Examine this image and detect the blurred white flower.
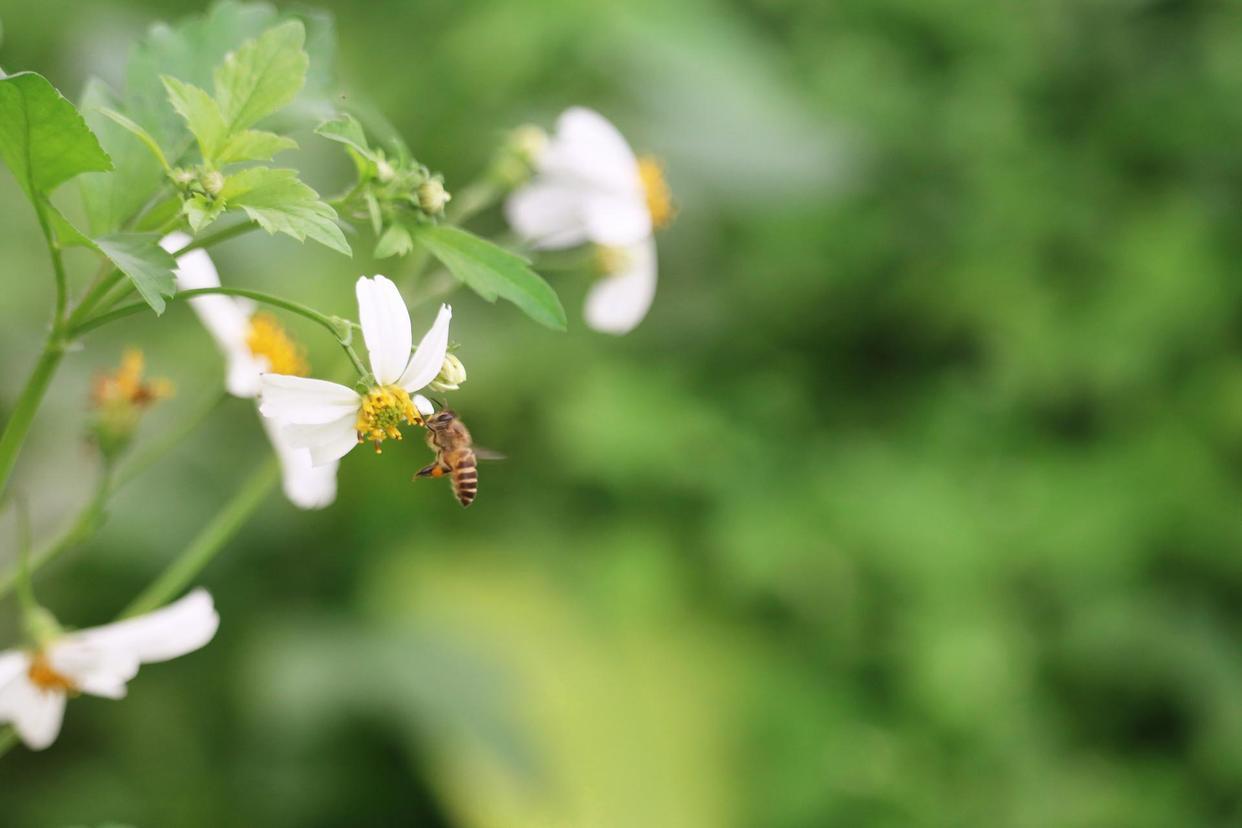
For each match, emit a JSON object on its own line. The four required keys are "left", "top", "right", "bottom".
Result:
{"left": 259, "top": 276, "right": 451, "bottom": 465}
{"left": 161, "top": 233, "right": 338, "bottom": 509}
{"left": 0, "top": 589, "right": 219, "bottom": 750}
{"left": 504, "top": 107, "right": 671, "bottom": 335}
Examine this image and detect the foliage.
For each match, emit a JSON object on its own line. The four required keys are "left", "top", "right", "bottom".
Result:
{"left": 1, "top": 0, "right": 1240, "bottom": 827}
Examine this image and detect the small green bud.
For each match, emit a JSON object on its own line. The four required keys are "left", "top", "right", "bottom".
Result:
{"left": 513, "top": 125, "right": 547, "bottom": 163}
{"left": 376, "top": 157, "right": 397, "bottom": 183}
{"left": 429, "top": 352, "right": 467, "bottom": 392}
{"left": 203, "top": 170, "right": 225, "bottom": 196}
{"left": 492, "top": 124, "right": 547, "bottom": 188}
{"left": 171, "top": 167, "right": 196, "bottom": 187}
{"left": 418, "top": 177, "right": 452, "bottom": 215}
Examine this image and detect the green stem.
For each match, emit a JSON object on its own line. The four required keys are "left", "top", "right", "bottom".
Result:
{"left": 32, "top": 199, "right": 68, "bottom": 326}
{"left": 112, "top": 391, "right": 229, "bottom": 492}
{"left": 120, "top": 456, "right": 279, "bottom": 619}
{"left": 175, "top": 221, "right": 258, "bottom": 254}
{"left": 0, "top": 467, "right": 112, "bottom": 601}
{"left": 445, "top": 180, "right": 498, "bottom": 226}
{"left": 0, "top": 338, "right": 66, "bottom": 504}
{"left": 69, "top": 264, "right": 123, "bottom": 328}
{"left": 0, "top": 392, "right": 227, "bottom": 602}
{"left": 72, "top": 287, "right": 343, "bottom": 340}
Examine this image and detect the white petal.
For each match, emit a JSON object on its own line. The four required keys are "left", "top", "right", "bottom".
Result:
{"left": 161, "top": 233, "right": 257, "bottom": 393}
{"left": 62, "top": 589, "right": 219, "bottom": 665}
{"left": 0, "top": 651, "right": 28, "bottom": 689}
{"left": 413, "top": 394, "right": 434, "bottom": 417}
{"left": 259, "top": 375, "right": 360, "bottom": 426}
{"left": 0, "top": 678, "right": 65, "bottom": 751}
{"left": 282, "top": 414, "right": 359, "bottom": 467}
{"left": 583, "top": 191, "right": 652, "bottom": 247}
{"left": 49, "top": 645, "right": 139, "bottom": 699}
{"left": 504, "top": 181, "right": 591, "bottom": 250}
{"left": 584, "top": 237, "right": 657, "bottom": 335}
{"left": 545, "top": 107, "right": 642, "bottom": 194}
{"left": 225, "top": 348, "right": 268, "bottom": 399}
{"left": 260, "top": 414, "right": 339, "bottom": 508}
{"left": 399, "top": 304, "right": 452, "bottom": 393}
{"left": 356, "top": 275, "right": 413, "bottom": 386}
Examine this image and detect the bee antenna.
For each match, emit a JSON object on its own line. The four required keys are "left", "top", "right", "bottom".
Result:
{"left": 429, "top": 397, "right": 448, "bottom": 410}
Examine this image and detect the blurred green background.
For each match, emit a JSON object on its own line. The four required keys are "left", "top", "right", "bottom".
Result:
{"left": 2, "top": 0, "right": 1242, "bottom": 825}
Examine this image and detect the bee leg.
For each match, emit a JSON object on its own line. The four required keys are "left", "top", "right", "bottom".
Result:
{"left": 414, "top": 463, "right": 448, "bottom": 479}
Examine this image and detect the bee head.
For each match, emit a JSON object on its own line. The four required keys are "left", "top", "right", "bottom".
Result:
{"left": 429, "top": 409, "right": 457, "bottom": 428}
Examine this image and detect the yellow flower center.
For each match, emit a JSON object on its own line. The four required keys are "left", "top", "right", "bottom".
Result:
{"left": 247, "top": 312, "right": 309, "bottom": 376}
{"left": 356, "top": 385, "right": 422, "bottom": 451}
{"left": 638, "top": 155, "right": 674, "bottom": 230}
{"left": 27, "top": 652, "right": 77, "bottom": 694}
{"left": 91, "top": 348, "right": 173, "bottom": 408}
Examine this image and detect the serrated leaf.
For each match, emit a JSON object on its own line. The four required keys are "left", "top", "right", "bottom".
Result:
{"left": 79, "top": 81, "right": 166, "bottom": 235}
{"left": 414, "top": 225, "right": 566, "bottom": 331}
{"left": 0, "top": 72, "right": 111, "bottom": 204}
{"left": 221, "top": 167, "right": 350, "bottom": 255}
{"left": 182, "top": 194, "right": 224, "bottom": 233}
{"left": 161, "top": 75, "right": 226, "bottom": 161}
{"left": 315, "top": 113, "right": 374, "bottom": 160}
{"left": 125, "top": 4, "right": 337, "bottom": 159}
{"left": 374, "top": 223, "right": 413, "bottom": 259}
{"left": 215, "top": 129, "right": 297, "bottom": 164}
{"left": 94, "top": 233, "right": 178, "bottom": 314}
{"left": 214, "top": 20, "right": 308, "bottom": 133}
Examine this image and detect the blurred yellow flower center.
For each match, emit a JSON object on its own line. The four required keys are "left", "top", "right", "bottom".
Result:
{"left": 27, "top": 652, "right": 76, "bottom": 694}
{"left": 91, "top": 348, "right": 173, "bottom": 408}
{"left": 247, "top": 313, "right": 309, "bottom": 377}
{"left": 638, "top": 155, "right": 674, "bottom": 230}
{"left": 356, "top": 385, "right": 421, "bottom": 451}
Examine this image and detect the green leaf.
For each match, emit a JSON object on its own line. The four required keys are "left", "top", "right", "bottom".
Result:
{"left": 182, "top": 195, "right": 224, "bottom": 234}
{"left": 215, "top": 129, "right": 297, "bottom": 164}
{"left": 214, "top": 20, "right": 308, "bottom": 133}
{"left": 96, "top": 105, "right": 170, "bottom": 171}
{"left": 0, "top": 72, "right": 111, "bottom": 204}
{"left": 79, "top": 81, "right": 165, "bottom": 235}
{"left": 314, "top": 113, "right": 374, "bottom": 160}
{"left": 93, "top": 233, "right": 178, "bottom": 314}
{"left": 221, "top": 167, "right": 350, "bottom": 255}
{"left": 414, "top": 225, "right": 566, "bottom": 331}
{"left": 374, "top": 223, "right": 413, "bottom": 259}
{"left": 125, "top": 4, "right": 337, "bottom": 158}
{"left": 161, "top": 76, "right": 226, "bottom": 161}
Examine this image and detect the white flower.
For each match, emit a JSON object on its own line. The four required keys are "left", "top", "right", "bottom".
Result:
{"left": 0, "top": 589, "right": 219, "bottom": 750}
{"left": 161, "top": 234, "right": 338, "bottom": 509}
{"left": 504, "top": 107, "right": 671, "bottom": 335}
{"left": 259, "top": 276, "right": 452, "bottom": 465}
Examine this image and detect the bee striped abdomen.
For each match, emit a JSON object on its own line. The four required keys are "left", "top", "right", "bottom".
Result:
{"left": 449, "top": 449, "right": 478, "bottom": 506}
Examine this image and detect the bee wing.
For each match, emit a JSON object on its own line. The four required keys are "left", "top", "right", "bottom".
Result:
{"left": 473, "top": 447, "right": 507, "bottom": 462}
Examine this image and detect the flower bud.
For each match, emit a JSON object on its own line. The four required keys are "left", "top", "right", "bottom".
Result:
{"left": 376, "top": 157, "right": 396, "bottom": 183}
{"left": 203, "top": 170, "right": 225, "bottom": 196}
{"left": 171, "top": 167, "right": 196, "bottom": 187}
{"left": 491, "top": 125, "right": 548, "bottom": 188}
{"left": 429, "top": 352, "right": 467, "bottom": 392}
{"left": 418, "top": 177, "right": 452, "bottom": 215}
{"left": 88, "top": 349, "right": 173, "bottom": 461}
{"left": 512, "top": 124, "right": 547, "bottom": 165}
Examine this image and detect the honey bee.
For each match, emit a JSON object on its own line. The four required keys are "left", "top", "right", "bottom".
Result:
{"left": 415, "top": 409, "right": 502, "bottom": 506}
